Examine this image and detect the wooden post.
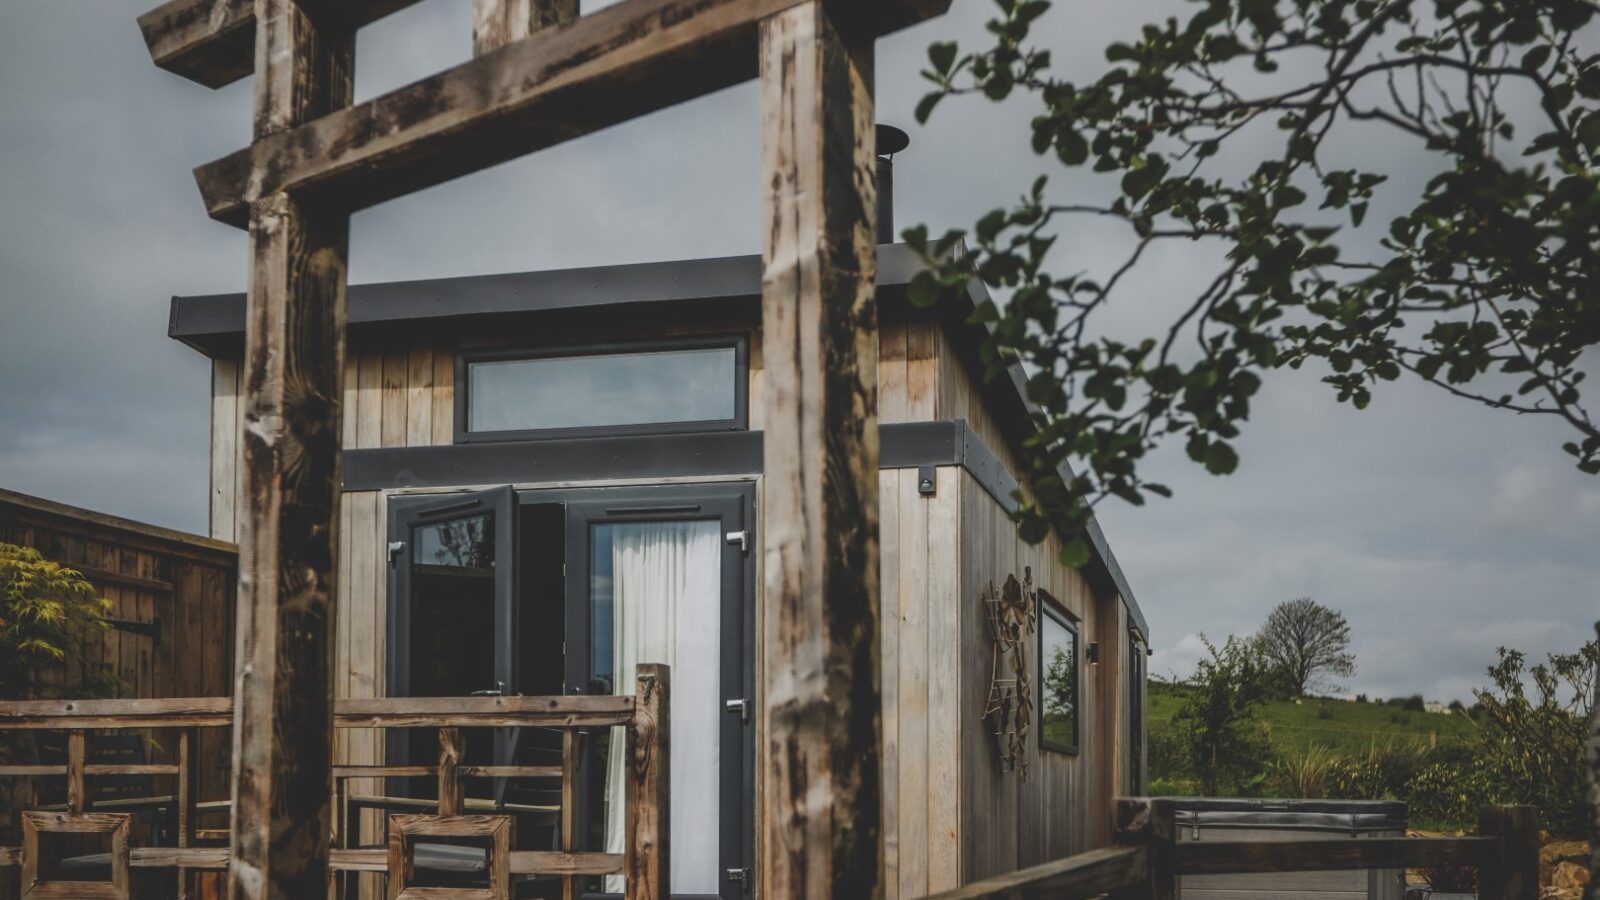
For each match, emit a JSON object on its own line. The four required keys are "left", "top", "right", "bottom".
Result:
{"left": 65, "top": 731, "right": 86, "bottom": 816}
{"left": 227, "top": 1, "right": 353, "bottom": 897}
{"left": 177, "top": 728, "right": 194, "bottom": 900}
{"left": 1114, "top": 797, "right": 1176, "bottom": 900}
{"left": 626, "top": 664, "right": 670, "bottom": 900}
{"left": 437, "top": 728, "right": 463, "bottom": 817}
{"left": 561, "top": 728, "right": 580, "bottom": 900}
{"left": 471, "top": 0, "right": 576, "bottom": 56}
{"left": 758, "top": 3, "right": 882, "bottom": 898}
{"left": 1478, "top": 805, "right": 1539, "bottom": 900}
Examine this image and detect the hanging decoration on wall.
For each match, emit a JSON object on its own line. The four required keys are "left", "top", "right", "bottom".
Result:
{"left": 982, "top": 567, "right": 1037, "bottom": 779}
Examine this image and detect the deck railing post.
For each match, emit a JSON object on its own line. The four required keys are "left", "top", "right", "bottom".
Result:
{"left": 1478, "top": 805, "right": 1539, "bottom": 900}
{"left": 1114, "top": 797, "right": 1176, "bottom": 900}
{"left": 626, "top": 664, "right": 670, "bottom": 900}
{"left": 437, "top": 728, "right": 464, "bottom": 818}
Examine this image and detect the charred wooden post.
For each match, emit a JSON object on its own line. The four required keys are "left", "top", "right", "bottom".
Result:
{"left": 1114, "top": 797, "right": 1176, "bottom": 900}
{"left": 626, "top": 664, "right": 670, "bottom": 900}
{"left": 1478, "top": 805, "right": 1539, "bottom": 900}
{"left": 472, "top": 0, "right": 576, "bottom": 56}
{"left": 226, "top": 1, "right": 353, "bottom": 897}
{"left": 758, "top": 3, "right": 883, "bottom": 897}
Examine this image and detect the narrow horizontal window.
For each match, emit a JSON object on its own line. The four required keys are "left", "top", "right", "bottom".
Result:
{"left": 460, "top": 339, "right": 745, "bottom": 441}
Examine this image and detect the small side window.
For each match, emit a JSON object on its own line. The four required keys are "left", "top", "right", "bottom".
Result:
{"left": 1038, "top": 595, "right": 1080, "bottom": 755}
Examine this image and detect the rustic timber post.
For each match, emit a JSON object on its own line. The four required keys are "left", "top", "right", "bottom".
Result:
{"left": 627, "top": 664, "right": 670, "bottom": 900}
{"left": 65, "top": 731, "right": 86, "bottom": 816}
{"left": 1478, "top": 805, "right": 1539, "bottom": 900}
{"left": 759, "top": 3, "right": 883, "bottom": 897}
{"left": 1114, "top": 797, "right": 1176, "bottom": 900}
{"left": 227, "top": 1, "right": 353, "bottom": 897}
{"left": 437, "top": 728, "right": 464, "bottom": 817}
{"left": 472, "top": 0, "right": 577, "bottom": 56}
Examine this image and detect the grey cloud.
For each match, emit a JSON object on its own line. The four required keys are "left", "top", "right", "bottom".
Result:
{"left": 0, "top": 0, "right": 1593, "bottom": 703}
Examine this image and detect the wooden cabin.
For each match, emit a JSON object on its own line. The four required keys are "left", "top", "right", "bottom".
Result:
{"left": 168, "top": 238, "right": 1150, "bottom": 897}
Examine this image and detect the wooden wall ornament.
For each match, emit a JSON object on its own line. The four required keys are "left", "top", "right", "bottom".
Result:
{"left": 982, "top": 569, "right": 1036, "bottom": 779}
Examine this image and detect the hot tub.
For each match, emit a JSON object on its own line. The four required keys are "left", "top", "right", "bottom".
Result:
{"left": 1168, "top": 798, "right": 1408, "bottom": 900}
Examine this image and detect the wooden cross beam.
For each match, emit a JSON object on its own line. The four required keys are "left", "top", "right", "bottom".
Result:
{"left": 137, "top": 0, "right": 950, "bottom": 897}
{"left": 165, "top": 0, "right": 948, "bottom": 227}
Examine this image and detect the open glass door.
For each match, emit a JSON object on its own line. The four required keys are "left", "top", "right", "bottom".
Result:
{"left": 387, "top": 486, "right": 518, "bottom": 798}
{"left": 564, "top": 486, "right": 752, "bottom": 900}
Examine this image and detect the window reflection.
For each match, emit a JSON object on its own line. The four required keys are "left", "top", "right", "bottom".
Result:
{"left": 1040, "top": 603, "right": 1080, "bottom": 754}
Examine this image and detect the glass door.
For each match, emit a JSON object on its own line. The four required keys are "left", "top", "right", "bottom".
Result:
{"left": 387, "top": 486, "right": 518, "bottom": 795}
{"left": 563, "top": 486, "right": 751, "bottom": 900}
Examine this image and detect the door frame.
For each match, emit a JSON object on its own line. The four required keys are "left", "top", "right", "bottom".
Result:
{"left": 382, "top": 481, "right": 756, "bottom": 900}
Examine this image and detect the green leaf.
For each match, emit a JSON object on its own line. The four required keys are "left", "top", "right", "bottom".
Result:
{"left": 929, "top": 41, "right": 959, "bottom": 76}
{"left": 1204, "top": 441, "right": 1239, "bottom": 475}
{"left": 1059, "top": 537, "right": 1092, "bottom": 568}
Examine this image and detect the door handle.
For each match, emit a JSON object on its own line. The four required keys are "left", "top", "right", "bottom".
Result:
{"left": 472, "top": 680, "right": 507, "bottom": 697}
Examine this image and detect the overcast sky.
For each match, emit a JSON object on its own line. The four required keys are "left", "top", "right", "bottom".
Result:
{"left": 1, "top": 0, "right": 1594, "bottom": 705}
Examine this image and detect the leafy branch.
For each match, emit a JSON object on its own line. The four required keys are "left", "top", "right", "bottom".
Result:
{"left": 907, "top": 0, "right": 1600, "bottom": 564}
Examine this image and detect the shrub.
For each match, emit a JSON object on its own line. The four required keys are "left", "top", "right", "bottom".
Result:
{"left": 1171, "top": 636, "right": 1272, "bottom": 796}
{"left": 1270, "top": 745, "right": 1339, "bottom": 799}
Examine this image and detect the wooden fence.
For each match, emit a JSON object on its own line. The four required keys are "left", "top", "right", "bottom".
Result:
{"left": 922, "top": 797, "right": 1541, "bottom": 900}
{"left": 0, "top": 664, "right": 669, "bottom": 899}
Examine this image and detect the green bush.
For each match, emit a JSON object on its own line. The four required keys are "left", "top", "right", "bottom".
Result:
{"left": 1170, "top": 636, "right": 1272, "bottom": 796}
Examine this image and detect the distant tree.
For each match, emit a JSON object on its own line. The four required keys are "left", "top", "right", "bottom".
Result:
{"left": 1174, "top": 635, "right": 1272, "bottom": 795}
{"left": 1254, "top": 598, "right": 1356, "bottom": 695}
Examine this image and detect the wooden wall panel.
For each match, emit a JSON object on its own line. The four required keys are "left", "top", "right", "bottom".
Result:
{"left": 956, "top": 470, "right": 1117, "bottom": 884}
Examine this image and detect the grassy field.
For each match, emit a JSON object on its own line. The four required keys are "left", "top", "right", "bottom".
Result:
{"left": 1149, "top": 681, "right": 1481, "bottom": 757}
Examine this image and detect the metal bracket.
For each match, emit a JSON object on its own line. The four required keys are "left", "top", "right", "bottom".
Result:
{"left": 917, "top": 464, "right": 937, "bottom": 496}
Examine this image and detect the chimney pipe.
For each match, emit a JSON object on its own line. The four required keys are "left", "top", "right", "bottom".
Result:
{"left": 876, "top": 125, "right": 910, "bottom": 245}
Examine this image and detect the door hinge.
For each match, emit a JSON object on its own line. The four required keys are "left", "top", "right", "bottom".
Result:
{"left": 387, "top": 541, "right": 405, "bottom": 565}
{"left": 725, "top": 530, "right": 750, "bottom": 553}
{"left": 727, "top": 867, "right": 751, "bottom": 891}
{"left": 724, "top": 697, "right": 749, "bottom": 722}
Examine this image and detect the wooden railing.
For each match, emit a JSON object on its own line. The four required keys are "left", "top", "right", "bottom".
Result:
{"left": 922, "top": 797, "right": 1541, "bottom": 900}
{"left": 0, "top": 664, "right": 669, "bottom": 900}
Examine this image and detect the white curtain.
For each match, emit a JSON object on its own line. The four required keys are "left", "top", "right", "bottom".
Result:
{"left": 604, "top": 520, "right": 722, "bottom": 894}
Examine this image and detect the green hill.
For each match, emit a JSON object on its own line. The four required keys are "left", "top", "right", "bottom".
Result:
{"left": 1149, "top": 681, "right": 1480, "bottom": 758}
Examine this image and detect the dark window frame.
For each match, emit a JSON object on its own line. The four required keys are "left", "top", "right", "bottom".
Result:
{"left": 454, "top": 335, "right": 749, "bottom": 444}
{"left": 1038, "top": 593, "right": 1082, "bottom": 756}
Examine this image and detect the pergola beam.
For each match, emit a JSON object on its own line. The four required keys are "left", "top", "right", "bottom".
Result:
{"left": 189, "top": 0, "right": 949, "bottom": 227}
{"left": 138, "top": 0, "right": 422, "bottom": 89}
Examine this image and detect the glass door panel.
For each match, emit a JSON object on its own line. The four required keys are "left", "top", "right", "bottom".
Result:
{"left": 592, "top": 519, "right": 722, "bottom": 895}
{"left": 388, "top": 487, "right": 518, "bottom": 802}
